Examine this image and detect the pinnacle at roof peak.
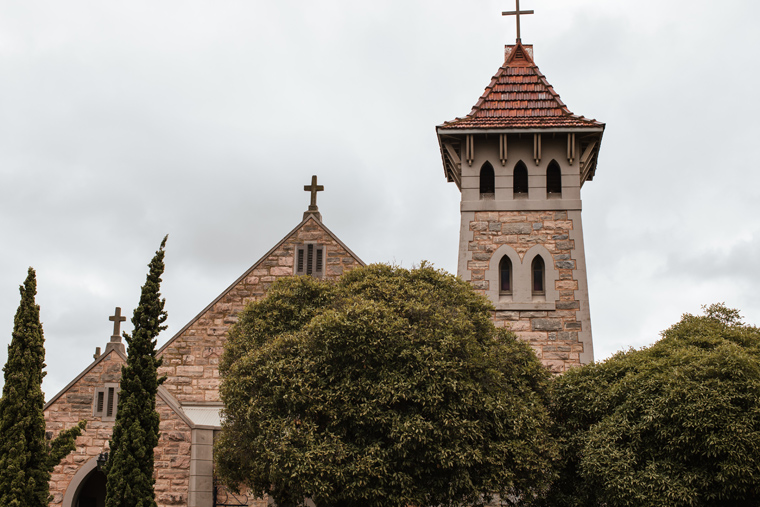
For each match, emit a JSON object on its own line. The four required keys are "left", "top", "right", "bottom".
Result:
{"left": 437, "top": 42, "right": 604, "bottom": 131}
{"left": 505, "top": 42, "right": 535, "bottom": 66}
{"left": 303, "top": 174, "right": 324, "bottom": 222}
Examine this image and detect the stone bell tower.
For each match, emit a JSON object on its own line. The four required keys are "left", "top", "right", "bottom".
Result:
{"left": 436, "top": 7, "right": 604, "bottom": 372}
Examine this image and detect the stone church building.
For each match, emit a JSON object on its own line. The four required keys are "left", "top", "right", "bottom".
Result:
{"left": 43, "top": 22, "right": 604, "bottom": 507}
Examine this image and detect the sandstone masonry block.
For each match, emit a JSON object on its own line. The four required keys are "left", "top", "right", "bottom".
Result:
{"left": 532, "top": 319, "right": 563, "bottom": 331}
{"left": 502, "top": 223, "right": 533, "bottom": 235}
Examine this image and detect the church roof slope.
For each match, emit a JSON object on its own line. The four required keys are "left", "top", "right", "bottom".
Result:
{"left": 156, "top": 214, "right": 364, "bottom": 358}
{"left": 43, "top": 346, "right": 127, "bottom": 410}
{"left": 438, "top": 43, "right": 604, "bottom": 132}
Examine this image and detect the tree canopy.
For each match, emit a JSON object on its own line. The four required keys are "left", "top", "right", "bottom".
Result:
{"left": 216, "top": 264, "right": 557, "bottom": 507}
{"left": 543, "top": 303, "right": 760, "bottom": 507}
{"left": 105, "top": 238, "right": 168, "bottom": 507}
{"left": 0, "top": 268, "right": 84, "bottom": 507}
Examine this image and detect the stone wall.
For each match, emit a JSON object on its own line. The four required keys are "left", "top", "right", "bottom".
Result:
{"left": 46, "top": 217, "right": 363, "bottom": 507}
{"left": 46, "top": 350, "right": 124, "bottom": 505}
{"left": 46, "top": 350, "right": 193, "bottom": 507}
{"left": 158, "top": 217, "right": 363, "bottom": 404}
{"left": 466, "top": 210, "right": 587, "bottom": 372}
{"left": 155, "top": 397, "right": 193, "bottom": 506}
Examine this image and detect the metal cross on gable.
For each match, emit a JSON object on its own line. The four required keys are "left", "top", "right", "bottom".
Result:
{"left": 502, "top": 0, "right": 534, "bottom": 42}
{"left": 304, "top": 174, "right": 324, "bottom": 210}
{"left": 109, "top": 307, "right": 126, "bottom": 338}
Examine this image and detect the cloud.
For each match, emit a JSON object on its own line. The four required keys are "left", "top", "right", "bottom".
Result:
{"left": 1, "top": 0, "right": 759, "bottom": 398}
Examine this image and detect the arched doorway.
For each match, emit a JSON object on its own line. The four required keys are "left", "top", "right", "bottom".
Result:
{"left": 62, "top": 457, "right": 107, "bottom": 507}
{"left": 73, "top": 468, "right": 106, "bottom": 507}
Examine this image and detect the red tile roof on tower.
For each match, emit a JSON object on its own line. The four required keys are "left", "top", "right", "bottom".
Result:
{"left": 438, "top": 43, "right": 604, "bottom": 130}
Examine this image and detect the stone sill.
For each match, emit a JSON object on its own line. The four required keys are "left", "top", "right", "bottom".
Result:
{"left": 494, "top": 302, "right": 556, "bottom": 311}
{"left": 462, "top": 199, "right": 582, "bottom": 212}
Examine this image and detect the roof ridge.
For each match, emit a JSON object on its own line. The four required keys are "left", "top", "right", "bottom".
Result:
{"left": 44, "top": 346, "right": 127, "bottom": 410}
{"left": 533, "top": 67, "right": 572, "bottom": 116}
{"left": 469, "top": 68, "right": 508, "bottom": 116}
{"left": 505, "top": 41, "right": 536, "bottom": 67}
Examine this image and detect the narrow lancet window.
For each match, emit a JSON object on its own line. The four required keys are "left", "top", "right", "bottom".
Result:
{"left": 480, "top": 162, "right": 495, "bottom": 199}
{"left": 96, "top": 391, "right": 105, "bottom": 414}
{"left": 499, "top": 256, "right": 512, "bottom": 295}
{"left": 532, "top": 256, "right": 545, "bottom": 295}
{"left": 514, "top": 161, "right": 528, "bottom": 196}
{"left": 106, "top": 387, "right": 115, "bottom": 418}
{"left": 547, "top": 161, "right": 562, "bottom": 196}
{"left": 297, "top": 248, "right": 305, "bottom": 273}
{"left": 306, "top": 244, "right": 314, "bottom": 275}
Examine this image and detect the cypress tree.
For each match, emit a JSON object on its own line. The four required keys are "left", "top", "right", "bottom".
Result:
{"left": 105, "top": 237, "right": 168, "bottom": 507}
{"left": 0, "top": 268, "right": 84, "bottom": 507}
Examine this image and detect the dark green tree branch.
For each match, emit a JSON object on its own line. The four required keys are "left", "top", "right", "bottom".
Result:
{"left": 0, "top": 268, "right": 84, "bottom": 507}
{"left": 105, "top": 237, "right": 168, "bottom": 507}
{"left": 217, "top": 263, "right": 556, "bottom": 507}
{"left": 542, "top": 303, "right": 760, "bottom": 506}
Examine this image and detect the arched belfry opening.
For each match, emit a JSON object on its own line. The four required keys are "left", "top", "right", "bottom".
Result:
{"left": 72, "top": 468, "right": 106, "bottom": 507}
{"left": 547, "top": 161, "right": 562, "bottom": 196}
{"left": 480, "top": 162, "right": 495, "bottom": 198}
{"left": 513, "top": 161, "right": 528, "bottom": 197}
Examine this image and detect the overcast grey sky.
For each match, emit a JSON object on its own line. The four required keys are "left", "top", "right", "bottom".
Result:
{"left": 2, "top": 0, "right": 759, "bottom": 400}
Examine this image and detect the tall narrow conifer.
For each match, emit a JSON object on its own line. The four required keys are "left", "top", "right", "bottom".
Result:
{"left": 0, "top": 268, "right": 84, "bottom": 507}
{"left": 105, "top": 237, "right": 168, "bottom": 507}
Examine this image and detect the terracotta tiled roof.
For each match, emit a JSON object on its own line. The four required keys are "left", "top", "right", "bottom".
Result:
{"left": 438, "top": 43, "right": 604, "bottom": 130}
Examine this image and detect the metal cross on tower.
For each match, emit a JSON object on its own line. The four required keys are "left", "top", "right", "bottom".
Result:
{"left": 502, "top": 0, "right": 534, "bottom": 42}
{"left": 304, "top": 175, "right": 324, "bottom": 211}
{"left": 109, "top": 307, "right": 126, "bottom": 340}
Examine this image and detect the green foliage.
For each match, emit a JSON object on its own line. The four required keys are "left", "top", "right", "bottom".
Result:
{"left": 105, "top": 238, "right": 168, "bottom": 507}
{"left": 543, "top": 303, "right": 760, "bottom": 507}
{"left": 0, "top": 268, "right": 84, "bottom": 507}
{"left": 217, "top": 263, "right": 556, "bottom": 507}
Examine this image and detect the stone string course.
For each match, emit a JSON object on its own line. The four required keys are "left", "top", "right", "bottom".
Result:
{"left": 467, "top": 210, "right": 584, "bottom": 372}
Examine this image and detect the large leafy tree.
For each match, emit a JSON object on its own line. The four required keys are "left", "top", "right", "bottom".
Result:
{"left": 543, "top": 304, "right": 760, "bottom": 507}
{"left": 0, "top": 268, "right": 84, "bottom": 507}
{"left": 105, "top": 238, "right": 168, "bottom": 507}
{"left": 216, "top": 263, "right": 557, "bottom": 507}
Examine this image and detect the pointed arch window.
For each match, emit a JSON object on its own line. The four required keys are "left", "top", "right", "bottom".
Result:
{"left": 547, "top": 161, "right": 562, "bottom": 196}
{"left": 480, "top": 162, "right": 495, "bottom": 199}
{"left": 513, "top": 161, "right": 528, "bottom": 197}
{"left": 499, "top": 256, "right": 512, "bottom": 295}
{"left": 532, "top": 256, "right": 545, "bottom": 296}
